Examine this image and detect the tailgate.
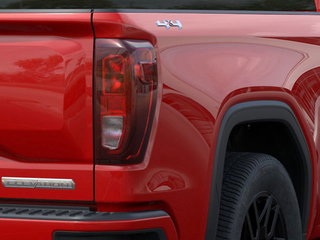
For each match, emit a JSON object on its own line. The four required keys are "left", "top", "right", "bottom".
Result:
{"left": 0, "top": 11, "right": 94, "bottom": 201}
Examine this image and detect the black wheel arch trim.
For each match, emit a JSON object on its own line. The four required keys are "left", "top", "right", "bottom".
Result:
{"left": 205, "top": 100, "right": 312, "bottom": 240}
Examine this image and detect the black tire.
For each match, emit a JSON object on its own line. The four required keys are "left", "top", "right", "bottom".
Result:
{"left": 216, "top": 152, "right": 302, "bottom": 240}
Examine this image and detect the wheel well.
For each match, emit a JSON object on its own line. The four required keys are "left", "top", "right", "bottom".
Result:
{"left": 226, "top": 121, "right": 306, "bottom": 226}
{"left": 205, "top": 101, "right": 311, "bottom": 240}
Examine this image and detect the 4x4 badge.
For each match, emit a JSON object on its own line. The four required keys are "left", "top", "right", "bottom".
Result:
{"left": 156, "top": 20, "right": 183, "bottom": 30}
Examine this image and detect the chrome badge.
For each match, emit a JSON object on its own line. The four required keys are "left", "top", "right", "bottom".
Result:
{"left": 2, "top": 177, "right": 75, "bottom": 190}
{"left": 156, "top": 20, "right": 183, "bottom": 30}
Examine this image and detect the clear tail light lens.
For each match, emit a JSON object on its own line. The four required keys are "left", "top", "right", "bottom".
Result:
{"left": 94, "top": 39, "right": 158, "bottom": 164}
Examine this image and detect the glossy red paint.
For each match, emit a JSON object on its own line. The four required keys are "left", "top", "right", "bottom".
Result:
{"left": 0, "top": 13, "right": 94, "bottom": 201}
{"left": 1, "top": 6, "right": 320, "bottom": 240}
{"left": 93, "top": 11, "right": 320, "bottom": 240}
{"left": 315, "top": 0, "right": 320, "bottom": 10}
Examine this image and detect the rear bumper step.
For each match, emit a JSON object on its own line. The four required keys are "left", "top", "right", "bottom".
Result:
{"left": 0, "top": 204, "right": 178, "bottom": 240}
{"left": 0, "top": 204, "right": 166, "bottom": 221}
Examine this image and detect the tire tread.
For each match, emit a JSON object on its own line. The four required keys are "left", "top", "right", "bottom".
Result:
{"left": 216, "top": 152, "right": 275, "bottom": 239}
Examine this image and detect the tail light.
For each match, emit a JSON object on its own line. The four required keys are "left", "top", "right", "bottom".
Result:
{"left": 94, "top": 39, "right": 158, "bottom": 164}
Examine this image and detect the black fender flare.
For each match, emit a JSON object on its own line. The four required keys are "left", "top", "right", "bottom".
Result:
{"left": 205, "top": 100, "right": 312, "bottom": 239}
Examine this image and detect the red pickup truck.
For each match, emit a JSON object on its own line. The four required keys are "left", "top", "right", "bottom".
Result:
{"left": 0, "top": 0, "right": 320, "bottom": 239}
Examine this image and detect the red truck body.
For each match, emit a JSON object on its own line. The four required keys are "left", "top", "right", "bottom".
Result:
{"left": 1, "top": 1, "right": 320, "bottom": 239}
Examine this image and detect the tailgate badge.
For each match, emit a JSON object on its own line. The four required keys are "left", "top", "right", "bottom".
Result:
{"left": 2, "top": 177, "right": 75, "bottom": 190}
{"left": 156, "top": 20, "right": 183, "bottom": 30}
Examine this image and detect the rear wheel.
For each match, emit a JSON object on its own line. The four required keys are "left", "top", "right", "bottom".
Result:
{"left": 216, "top": 153, "right": 302, "bottom": 240}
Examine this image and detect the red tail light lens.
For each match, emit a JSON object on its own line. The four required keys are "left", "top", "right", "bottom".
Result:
{"left": 94, "top": 39, "right": 158, "bottom": 164}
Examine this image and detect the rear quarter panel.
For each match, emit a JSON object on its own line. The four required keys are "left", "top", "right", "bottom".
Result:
{"left": 93, "top": 11, "right": 320, "bottom": 239}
